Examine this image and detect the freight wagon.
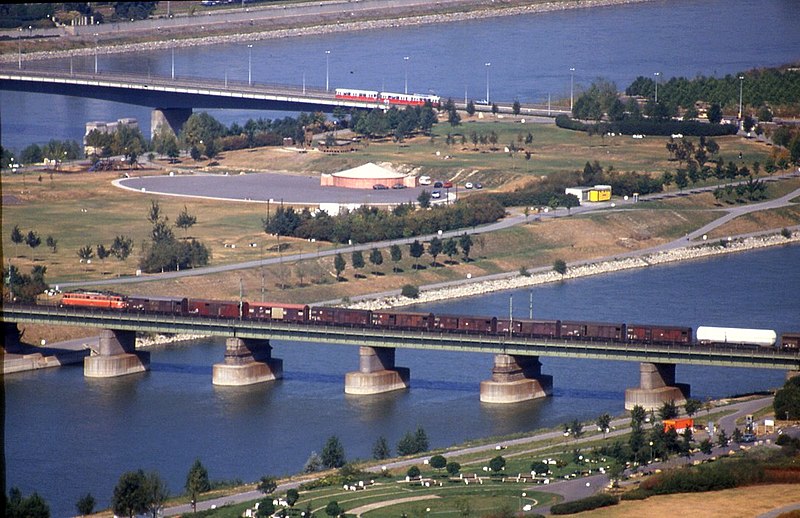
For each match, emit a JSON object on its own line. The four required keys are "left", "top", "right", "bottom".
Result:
{"left": 696, "top": 326, "right": 777, "bottom": 348}
{"left": 189, "top": 299, "right": 247, "bottom": 319}
{"left": 309, "top": 307, "right": 372, "bottom": 326}
{"left": 371, "top": 311, "right": 434, "bottom": 331}
{"left": 127, "top": 295, "right": 188, "bottom": 314}
{"left": 248, "top": 302, "right": 309, "bottom": 322}
{"left": 780, "top": 333, "right": 800, "bottom": 350}
{"left": 561, "top": 321, "right": 626, "bottom": 341}
{"left": 496, "top": 318, "right": 561, "bottom": 338}
{"left": 626, "top": 324, "right": 692, "bottom": 345}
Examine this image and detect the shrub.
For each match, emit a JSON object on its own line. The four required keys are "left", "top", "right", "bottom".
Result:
{"left": 620, "top": 488, "right": 650, "bottom": 500}
{"left": 781, "top": 227, "right": 792, "bottom": 238}
{"left": 555, "top": 114, "right": 738, "bottom": 137}
{"left": 401, "top": 284, "right": 419, "bottom": 298}
{"left": 550, "top": 493, "right": 618, "bottom": 514}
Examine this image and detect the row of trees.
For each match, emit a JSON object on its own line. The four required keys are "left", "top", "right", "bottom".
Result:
{"left": 3, "top": 264, "right": 48, "bottom": 303}
{"left": 15, "top": 139, "right": 82, "bottom": 167}
{"left": 350, "top": 104, "right": 438, "bottom": 140}
{"left": 9, "top": 225, "right": 56, "bottom": 260}
{"left": 304, "top": 428, "right": 430, "bottom": 474}
{"left": 264, "top": 197, "right": 503, "bottom": 245}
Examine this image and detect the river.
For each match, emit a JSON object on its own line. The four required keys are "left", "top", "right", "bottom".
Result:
{"left": 5, "top": 244, "right": 799, "bottom": 516}
{"left": 1, "top": 0, "right": 799, "bottom": 153}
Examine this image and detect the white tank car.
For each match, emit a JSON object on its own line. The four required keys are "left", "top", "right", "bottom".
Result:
{"left": 696, "top": 326, "right": 777, "bottom": 347}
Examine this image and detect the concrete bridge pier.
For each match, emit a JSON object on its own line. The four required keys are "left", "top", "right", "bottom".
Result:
{"left": 480, "top": 355, "right": 553, "bottom": 403}
{"left": 345, "top": 346, "right": 410, "bottom": 395}
{"left": 212, "top": 337, "right": 282, "bottom": 386}
{"left": 625, "top": 362, "right": 689, "bottom": 411}
{"left": 84, "top": 329, "right": 150, "bottom": 378}
{"left": 151, "top": 108, "right": 193, "bottom": 140}
{"left": 3, "top": 322, "right": 23, "bottom": 353}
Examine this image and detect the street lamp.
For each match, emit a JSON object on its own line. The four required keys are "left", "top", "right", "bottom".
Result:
{"left": 649, "top": 441, "right": 654, "bottom": 463}
{"left": 569, "top": 67, "right": 575, "bottom": 111}
{"left": 485, "top": 62, "right": 491, "bottom": 104}
{"left": 738, "top": 75, "right": 744, "bottom": 119}
{"left": 404, "top": 56, "right": 410, "bottom": 94}
{"left": 171, "top": 40, "right": 176, "bottom": 80}
{"left": 248, "top": 44, "right": 253, "bottom": 86}
{"left": 94, "top": 33, "right": 99, "bottom": 74}
{"left": 325, "top": 50, "right": 331, "bottom": 92}
{"left": 654, "top": 72, "right": 660, "bottom": 103}
{"left": 17, "top": 28, "right": 22, "bottom": 70}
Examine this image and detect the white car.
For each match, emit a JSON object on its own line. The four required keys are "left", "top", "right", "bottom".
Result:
{"left": 419, "top": 176, "right": 432, "bottom": 185}
{"left": 431, "top": 190, "right": 441, "bottom": 199}
{"left": 465, "top": 182, "right": 473, "bottom": 189}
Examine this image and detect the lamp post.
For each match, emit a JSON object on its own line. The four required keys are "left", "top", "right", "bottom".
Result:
{"left": 94, "top": 33, "right": 99, "bottom": 74}
{"left": 485, "top": 62, "right": 491, "bottom": 104}
{"left": 247, "top": 44, "right": 253, "bottom": 86}
{"left": 738, "top": 75, "right": 744, "bottom": 119}
{"left": 17, "top": 28, "right": 22, "bottom": 70}
{"left": 654, "top": 72, "right": 660, "bottom": 103}
{"left": 569, "top": 67, "right": 575, "bottom": 111}
{"left": 649, "top": 441, "right": 654, "bottom": 463}
{"left": 325, "top": 50, "right": 331, "bottom": 91}
{"left": 404, "top": 56, "right": 410, "bottom": 94}
{"left": 171, "top": 40, "right": 176, "bottom": 80}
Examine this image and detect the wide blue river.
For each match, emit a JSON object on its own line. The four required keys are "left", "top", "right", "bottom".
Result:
{"left": 3, "top": 1, "right": 800, "bottom": 515}
{"left": 1, "top": 0, "right": 799, "bottom": 153}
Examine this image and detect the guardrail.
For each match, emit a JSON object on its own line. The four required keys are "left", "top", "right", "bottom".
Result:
{"left": 3, "top": 304, "right": 798, "bottom": 370}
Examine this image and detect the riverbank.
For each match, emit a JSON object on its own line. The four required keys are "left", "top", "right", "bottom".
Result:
{"left": 350, "top": 230, "right": 800, "bottom": 310}
{"left": 0, "top": 0, "right": 654, "bottom": 63}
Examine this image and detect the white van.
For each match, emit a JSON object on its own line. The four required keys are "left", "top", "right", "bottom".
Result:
{"left": 419, "top": 176, "right": 431, "bottom": 185}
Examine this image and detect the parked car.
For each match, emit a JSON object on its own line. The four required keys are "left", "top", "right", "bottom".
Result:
{"left": 419, "top": 176, "right": 432, "bottom": 185}
{"left": 741, "top": 433, "right": 756, "bottom": 443}
{"left": 392, "top": 183, "right": 406, "bottom": 189}
{"left": 373, "top": 184, "right": 388, "bottom": 190}
{"left": 465, "top": 182, "right": 474, "bottom": 189}
{"left": 474, "top": 182, "right": 483, "bottom": 189}
{"left": 433, "top": 181, "right": 443, "bottom": 188}
{"left": 443, "top": 181, "right": 453, "bottom": 188}
{"left": 431, "top": 190, "right": 442, "bottom": 199}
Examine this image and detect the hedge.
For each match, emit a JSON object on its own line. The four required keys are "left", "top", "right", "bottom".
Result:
{"left": 549, "top": 493, "right": 619, "bottom": 515}
{"left": 555, "top": 115, "right": 738, "bottom": 137}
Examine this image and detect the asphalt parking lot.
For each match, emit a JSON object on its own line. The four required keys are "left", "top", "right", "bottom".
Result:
{"left": 116, "top": 172, "right": 455, "bottom": 205}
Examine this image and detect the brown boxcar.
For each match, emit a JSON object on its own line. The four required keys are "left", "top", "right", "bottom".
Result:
{"left": 248, "top": 302, "right": 309, "bottom": 322}
{"left": 627, "top": 324, "right": 692, "bottom": 345}
{"left": 309, "top": 307, "right": 372, "bottom": 326}
{"left": 561, "top": 321, "right": 625, "bottom": 341}
{"left": 497, "top": 318, "right": 561, "bottom": 338}
{"left": 127, "top": 295, "right": 188, "bottom": 314}
{"left": 434, "top": 315, "right": 496, "bottom": 334}
{"left": 189, "top": 299, "right": 247, "bottom": 318}
{"left": 781, "top": 333, "right": 800, "bottom": 350}
{"left": 433, "top": 315, "right": 461, "bottom": 332}
{"left": 371, "top": 311, "right": 434, "bottom": 330}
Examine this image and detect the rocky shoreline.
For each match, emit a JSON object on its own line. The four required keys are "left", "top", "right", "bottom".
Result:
{"left": 350, "top": 231, "right": 800, "bottom": 310}
{"left": 2, "top": 0, "right": 653, "bottom": 63}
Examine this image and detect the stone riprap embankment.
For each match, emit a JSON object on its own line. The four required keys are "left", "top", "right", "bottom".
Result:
{"left": 2, "top": 0, "right": 653, "bottom": 63}
{"left": 350, "top": 232, "right": 800, "bottom": 311}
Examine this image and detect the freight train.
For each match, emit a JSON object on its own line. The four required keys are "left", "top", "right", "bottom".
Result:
{"left": 56, "top": 290, "right": 799, "bottom": 350}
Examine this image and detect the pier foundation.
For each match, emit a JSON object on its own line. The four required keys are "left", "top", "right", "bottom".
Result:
{"left": 625, "top": 362, "right": 689, "bottom": 411}
{"left": 151, "top": 107, "right": 193, "bottom": 140}
{"left": 213, "top": 338, "right": 282, "bottom": 386}
{"left": 3, "top": 322, "right": 23, "bottom": 353}
{"left": 480, "top": 354, "right": 553, "bottom": 404}
{"left": 84, "top": 329, "right": 149, "bottom": 378}
{"left": 345, "top": 346, "right": 409, "bottom": 395}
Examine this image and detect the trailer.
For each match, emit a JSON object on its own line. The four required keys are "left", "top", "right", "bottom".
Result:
{"left": 696, "top": 326, "right": 777, "bottom": 348}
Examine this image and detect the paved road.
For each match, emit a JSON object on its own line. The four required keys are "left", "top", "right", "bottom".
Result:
{"left": 162, "top": 396, "right": 778, "bottom": 516}
{"left": 58, "top": 171, "right": 800, "bottom": 291}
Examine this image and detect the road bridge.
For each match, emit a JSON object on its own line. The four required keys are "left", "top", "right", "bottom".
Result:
{"left": 3, "top": 304, "right": 798, "bottom": 408}
{"left": 0, "top": 67, "right": 567, "bottom": 138}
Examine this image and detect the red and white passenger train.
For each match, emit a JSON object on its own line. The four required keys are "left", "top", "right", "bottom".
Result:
{"left": 334, "top": 88, "right": 441, "bottom": 107}
{"left": 55, "top": 290, "right": 800, "bottom": 350}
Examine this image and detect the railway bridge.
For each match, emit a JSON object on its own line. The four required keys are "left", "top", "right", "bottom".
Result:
{"left": 0, "top": 67, "right": 567, "bottom": 139}
{"left": 3, "top": 304, "right": 798, "bottom": 409}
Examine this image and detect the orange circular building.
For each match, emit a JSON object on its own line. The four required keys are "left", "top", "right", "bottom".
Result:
{"left": 320, "top": 163, "right": 416, "bottom": 189}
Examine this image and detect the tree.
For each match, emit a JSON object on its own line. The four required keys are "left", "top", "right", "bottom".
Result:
{"left": 390, "top": 244, "right": 403, "bottom": 272}
{"left": 286, "top": 488, "right": 300, "bottom": 508}
{"left": 368, "top": 248, "right": 383, "bottom": 273}
{"left": 428, "top": 236, "right": 443, "bottom": 266}
{"left": 11, "top": 224, "right": 24, "bottom": 253}
{"left": 707, "top": 103, "right": 723, "bottom": 124}
{"left": 699, "top": 438, "right": 713, "bottom": 455}
{"left": 570, "top": 419, "right": 584, "bottom": 439}
{"left": 96, "top": 244, "right": 110, "bottom": 264}
{"left": 321, "top": 436, "right": 346, "bottom": 469}
{"left": 717, "top": 429, "right": 729, "bottom": 448}
{"left": 304, "top": 451, "right": 323, "bottom": 473}
{"left": 257, "top": 476, "right": 277, "bottom": 495}
{"left": 372, "top": 436, "right": 391, "bottom": 460}
{"left": 491, "top": 103, "right": 499, "bottom": 116}
{"left": 658, "top": 400, "right": 679, "bottom": 421}
{"left": 417, "top": 189, "right": 432, "bottom": 208}
{"left": 76, "top": 492, "right": 95, "bottom": 516}
{"left": 466, "top": 100, "right": 475, "bottom": 115}
{"left": 401, "top": 284, "right": 419, "bottom": 298}
{"left": 488, "top": 455, "right": 506, "bottom": 473}
{"left": 325, "top": 501, "right": 343, "bottom": 518}
{"left": 6, "top": 487, "right": 50, "bottom": 518}
{"left": 26, "top": 230, "right": 41, "bottom": 258}
{"left": 774, "top": 376, "right": 800, "bottom": 420}
{"left": 409, "top": 240, "right": 424, "bottom": 269}
{"left": 512, "top": 99, "right": 521, "bottom": 115}
{"left": 553, "top": 258, "right": 567, "bottom": 276}
{"left": 596, "top": 413, "right": 611, "bottom": 437}
{"left": 112, "top": 470, "right": 149, "bottom": 518}
{"left": 414, "top": 426, "right": 429, "bottom": 452}
{"left": 45, "top": 235, "right": 57, "bottom": 253}
{"left": 406, "top": 465, "right": 421, "bottom": 478}
{"left": 143, "top": 471, "right": 169, "bottom": 518}
{"left": 351, "top": 249, "right": 365, "bottom": 276}
{"left": 110, "top": 235, "right": 134, "bottom": 261}
{"left": 429, "top": 454, "right": 447, "bottom": 472}
{"left": 443, "top": 238, "right": 458, "bottom": 263}
{"left": 185, "top": 458, "right": 211, "bottom": 513}
{"left": 78, "top": 245, "right": 94, "bottom": 262}
{"left": 257, "top": 498, "right": 276, "bottom": 518}
{"left": 459, "top": 233, "right": 472, "bottom": 261}
{"left": 446, "top": 461, "right": 461, "bottom": 476}
{"left": 684, "top": 398, "right": 702, "bottom": 417}
{"left": 333, "top": 253, "right": 346, "bottom": 281}
{"left": 176, "top": 205, "right": 197, "bottom": 237}
{"left": 562, "top": 193, "right": 580, "bottom": 213}
{"left": 147, "top": 200, "right": 162, "bottom": 225}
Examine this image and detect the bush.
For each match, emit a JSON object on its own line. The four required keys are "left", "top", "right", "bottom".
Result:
{"left": 555, "top": 114, "right": 738, "bottom": 137}
{"left": 620, "top": 488, "right": 650, "bottom": 500}
{"left": 401, "top": 284, "right": 419, "bottom": 298}
{"left": 550, "top": 493, "right": 618, "bottom": 514}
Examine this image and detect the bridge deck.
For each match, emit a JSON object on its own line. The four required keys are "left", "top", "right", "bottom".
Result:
{"left": 4, "top": 305, "right": 798, "bottom": 370}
